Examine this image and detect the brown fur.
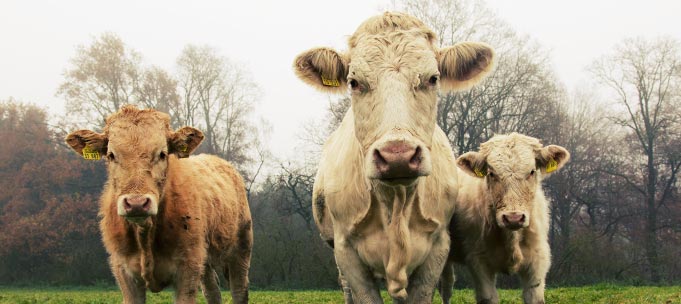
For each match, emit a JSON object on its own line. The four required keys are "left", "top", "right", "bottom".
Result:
{"left": 66, "top": 105, "right": 252, "bottom": 304}
{"left": 294, "top": 12, "right": 495, "bottom": 304}
{"left": 439, "top": 133, "right": 569, "bottom": 304}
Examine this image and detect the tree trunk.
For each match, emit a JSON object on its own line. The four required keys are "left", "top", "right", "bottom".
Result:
{"left": 645, "top": 146, "right": 660, "bottom": 282}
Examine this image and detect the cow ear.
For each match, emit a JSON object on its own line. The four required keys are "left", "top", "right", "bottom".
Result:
{"left": 457, "top": 151, "right": 488, "bottom": 178}
{"left": 536, "top": 145, "right": 570, "bottom": 176}
{"left": 293, "top": 47, "right": 348, "bottom": 94}
{"left": 438, "top": 42, "right": 494, "bottom": 92}
{"left": 65, "top": 130, "right": 108, "bottom": 160}
{"left": 169, "top": 127, "right": 204, "bottom": 158}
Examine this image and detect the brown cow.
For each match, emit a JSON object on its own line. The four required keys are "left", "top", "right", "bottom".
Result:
{"left": 65, "top": 105, "right": 252, "bottom": 304}
{"left": 293, "top": 12, "right": 494, "bottom": 303}
{"left": 438, "top": 133, "right": 570, "bottom": 304}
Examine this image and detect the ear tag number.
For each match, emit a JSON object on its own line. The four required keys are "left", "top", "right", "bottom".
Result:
{"left": 82, "top": 146, "right": 100, "bottom": 160}
{"left": 474, "top": 167, "right": 487, "bottom": 177}
{"left": 546, "top": 158, "right": 558, "bottom": 173}
{"left": 321, "top": 75, "right": 340, "bottom": 87}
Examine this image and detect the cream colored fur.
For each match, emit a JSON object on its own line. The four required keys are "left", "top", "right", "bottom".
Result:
{"left": 295, "top": 12, "right": 494, "bottom": 304}
{"left": 439, "top": 133, "right": 570, "bottom": 304}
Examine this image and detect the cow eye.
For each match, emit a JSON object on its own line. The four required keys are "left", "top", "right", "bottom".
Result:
{"left": 349, "top": 79, "right": 359, "bottom": 91}
{"left": 488, "top": 172, "right": 495, "bottom": 178}
{"left": 528, "top": 169, "right": 536, "bottom": 179}
{"left": 107, "top": 152, "right": 116, "bottom": 162}
{"left": 428, "top": 75, "right": 439, "bottom": 86}
{"left": 159, "top": 151, "right": 167, "bottom": 161}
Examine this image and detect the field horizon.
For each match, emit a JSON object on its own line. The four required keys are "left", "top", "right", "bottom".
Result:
{"left": 1, "top": 284, "right": 679, "bottom": 303}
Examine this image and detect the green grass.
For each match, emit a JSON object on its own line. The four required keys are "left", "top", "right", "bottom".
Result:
{"left": 0, "top": 285, "right": 679, "bottom": 303}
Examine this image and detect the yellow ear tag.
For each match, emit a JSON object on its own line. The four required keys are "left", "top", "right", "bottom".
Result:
{"left": 546, "top": 158, "right": 558, "bottom": 173}
{"left": 82, "top": 146, "right": 100, "bottom": 160}
{"left": 179, "top": 145, "right": 188, "bottom": 153}
{"left": 321, "top": 75, "right": 340, "bottom": 87}
{"left": 474, "top": 167, "right": 487, "bottom": 178}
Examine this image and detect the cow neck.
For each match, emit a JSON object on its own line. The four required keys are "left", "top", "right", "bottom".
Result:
{"left": 503, "top": 230, "right": 524, "bottom": 273}
{"left": 130, "top": 218, "right": 162, "bottom": 291}
{"left": 374, "top": 183, "right": 417, "bottom": 300}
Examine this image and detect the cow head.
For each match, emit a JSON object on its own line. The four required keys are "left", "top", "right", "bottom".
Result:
{"left": 65, "top": 105, "right": 203, "bottom": 224}
{"left": 457, "top": 133, "right": 569, "bottom": 230}
{"left": 294, "top": 12, "right": 494, "bottom": 187}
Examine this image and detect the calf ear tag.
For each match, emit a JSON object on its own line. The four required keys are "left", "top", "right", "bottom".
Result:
{"left": 179, "top": 145, "right": 188, "bottom": 153}
{"left": 321, "top": 75, "right": 340, "bottom": 87}
{"left": 474, "top": 167, "right": 487, "bottom": 177}
{"left": 82, "top": 146, "right": 100, "bottom": 160}
{"left": 546, "top": 158, "right": 558, "bottom": 173}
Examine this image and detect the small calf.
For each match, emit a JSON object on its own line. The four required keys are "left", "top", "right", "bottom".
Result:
{"left": 439, "top": 133, "right": 569, "bottom": 304}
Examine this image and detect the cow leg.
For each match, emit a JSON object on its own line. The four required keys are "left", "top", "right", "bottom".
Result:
{"left": 405, "top": 234, "right": 449, "bottom": 304}
{"left": 200, "top": 265, "right": 222, "bottom": 304}
{"left": 467, "top": 261, "right": 498, "bottom": 304}
{"left": 226, "top": 256, "right": 251, "bottom": 304}
{"left": 518, "top": 268, "right": 546, "bottom": 304}
{"left": 225, "top": 223, "right": 252, "bottom": 304}
{"left": 437, "top": 259, "right": 455, "bottom": 304}
{"left": 334, "top": 243, "right": 383, "bottom": 304}
{"left": 173, "top": 261, "right": 203, "bottom": 304}
{"left": 338, "top": 268, "right": 355, "bottom": 304}
{"left": 518, "top": 245, "right": 550, "bottom": 304}
{"left": 111, "top": 260, "right": 146, "bottom": 304}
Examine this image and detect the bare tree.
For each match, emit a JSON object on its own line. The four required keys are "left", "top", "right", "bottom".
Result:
{"left": 399, "top": 0, "right": 561, "bottom": 155}
{"left": 590, "top": 37, "right": 681, "bottom": 282}
{"left": 175, "top": 45, "right": 261, "bottom": 168}
{"left": 57, "top": 33, "right": 141, "bottom": 128}
{"left": 136, "top": 66, "right": 181, "bottom": 128}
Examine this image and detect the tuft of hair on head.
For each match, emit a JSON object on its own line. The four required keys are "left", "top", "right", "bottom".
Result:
{"left": 349, "top": 11, "right": 436, "bottom": 48}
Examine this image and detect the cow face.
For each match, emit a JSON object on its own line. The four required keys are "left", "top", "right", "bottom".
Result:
{"left": 457, "top": 133, "right": 569, "bottom": 230}
{"left": 65, "top": 105, "right": 203, "bottom": 224}
{"left": 294, "top": 12, "right": 494, "bottom": 186}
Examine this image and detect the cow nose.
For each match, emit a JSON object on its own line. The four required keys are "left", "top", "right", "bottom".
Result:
{"left": 373, "top": 142, "right": 422, "bottom": 179}
{"left": 502, "top": 212, "right": 526, "bottom": 230}
{"left": 123, "top": 195, "right": 151, "bottom": 215}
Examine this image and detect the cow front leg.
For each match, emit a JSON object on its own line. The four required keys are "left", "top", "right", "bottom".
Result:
{"left": 173, "top": 262, "right": 203, "bottom": 304}
{"left": 467, "top": 260, "right": 498, "bottom": 304}
{"left": 437, "top": 259, "right": 455, "bottom": 304}
{"left": 518, "top": 247, "right": 550, "bottom": 304}
{"left": 111, "top": 259, "right": 146, "bottom": 304}
{"left": 334, "top": 243, "right": 383, "bottom": 304}
{"left": 405, "top": 233, "right": 449, "bottom": 304}
{"left": 338, "top": 267, "right": 355, "bottom": 304}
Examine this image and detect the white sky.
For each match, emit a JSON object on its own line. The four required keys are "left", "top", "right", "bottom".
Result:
{"left": 2, "top": 0, "right": 680, "bottom": 160}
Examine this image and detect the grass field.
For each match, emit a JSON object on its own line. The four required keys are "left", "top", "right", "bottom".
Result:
{"left": 0, "top": 285, "right": 679, "bottom": 303}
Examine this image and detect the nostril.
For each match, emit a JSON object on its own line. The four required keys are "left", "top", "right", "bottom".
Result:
{"left": 374, "top": 149, "right": 386, "bottom": 163}
{"left": 519, "top": 214, "right": 526, "bottom": 223}
{"left": 409, "top": 146, "right": 422, "bottom": 167}
{"left": 142, "top": 198, "right": 150, "bottom": 210}
{"left": 124, "top": 198, "right": 132, "bottom": 211}
{"left": 374, "top": 149, "right": 389, "bottom": 171}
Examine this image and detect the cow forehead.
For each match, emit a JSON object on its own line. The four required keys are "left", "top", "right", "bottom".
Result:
{"left": 482, "top": 135, "right": 541, "bottom": 175}
{"left": 349, "top": 32, "right": 438, "bottom": 78}
{"left": 106, "top": 117, "right": 169, "bottom": 154}
{"left": 486, "top": 147, "right": 535, "bottom": 175}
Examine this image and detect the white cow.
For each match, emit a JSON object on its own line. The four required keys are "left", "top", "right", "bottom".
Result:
{"left": 439, "top": 133, "right": 570, "bottom": 304}
{"left": 293, "top": 12, "right": 494, "bottom": 303}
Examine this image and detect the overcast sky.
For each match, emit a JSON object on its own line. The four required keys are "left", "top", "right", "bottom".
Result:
{"left": 2, "top": 0, "right": 680, "bottom": 159}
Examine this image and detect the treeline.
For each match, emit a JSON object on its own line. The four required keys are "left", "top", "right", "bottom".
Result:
{"left": 1, "top": 0, "right": 680, "bottom": 289}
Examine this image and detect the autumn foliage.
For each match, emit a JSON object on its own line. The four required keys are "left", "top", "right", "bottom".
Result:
{"left": 0, "top": 101, "right": 109, "bottom": 284}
